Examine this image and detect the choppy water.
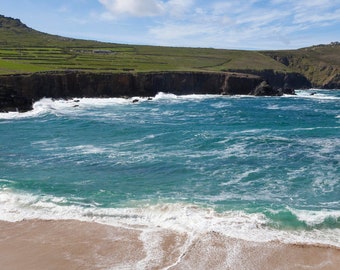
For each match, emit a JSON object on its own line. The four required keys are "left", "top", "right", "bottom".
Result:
{"left": 1, "top": 89, "right": 339, "bottom": 246}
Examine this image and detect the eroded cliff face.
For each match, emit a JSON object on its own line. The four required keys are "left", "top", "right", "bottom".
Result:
{"left": 228, "top": 69, "right": 311, "bottom": 94}
{"left": 0, "top": 85, "right": 33, "bottom": 112}
{"left": 0, "top": 71, "right": 281, "bottom": 112}
{"left": 323, "top": 74, "right": 340, "bottom": 89}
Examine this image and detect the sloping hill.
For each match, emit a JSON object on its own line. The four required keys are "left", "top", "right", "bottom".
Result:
{"left": 0, "top": 14, "right": 110, "bottom": 47}
{"left": 0, "top": 15, "right": 339, "bottom": 88}
{"left": 263, "top": 43, "right": 340, "bottom": 88}
{"left": 0, "top": 15, "right": 288, "bottom": 74}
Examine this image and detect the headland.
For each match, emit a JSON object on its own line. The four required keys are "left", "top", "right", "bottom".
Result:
{"left": 0, "top": 14, "right": 339, "bottom": 112}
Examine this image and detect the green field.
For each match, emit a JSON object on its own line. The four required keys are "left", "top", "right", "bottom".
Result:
{"left": 0, "top": 15, "right": 339, "bottom": 86}
{"left": 0, "top": 44, "right": 290, "bottom": 74}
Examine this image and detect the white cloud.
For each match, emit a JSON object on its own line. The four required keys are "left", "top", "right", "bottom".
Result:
{"left": 98, "top": 0, "right": 165, "bottom": 17}
{"left": 150, "top": 0, "right": 340, "bottom": 48}
{"left": 269, "top": 0, "right": 340, "bottom": 26}
{"left": 95, "top": 0, "right": 340, "bottom": 49}
{"left": 98, "top": 0, "right": 195, "bottom": 19}
{"left": 166, "top": 0, "right": 194, "bottom": 17}
{"left": 149, "top": 22, "right": 213, "bottom": 40}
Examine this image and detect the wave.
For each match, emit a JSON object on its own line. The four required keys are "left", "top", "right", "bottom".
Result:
{"left": 264, "top": 207, "right": 340, "bottom": 230}
{"left": 2, "top": 89, "right": 339, "bottom": 120}
{"left": 0, "top": 93, "right": 221, "bottom": 120}
{"left": 0, "top": 97, "right": 150, "bottom": 120}
{"left": 290, "top": 208, "right": 340, "bottom": 229}
{"left": 154, "top": 92, "right": 220, "bottom": 100}
{"left": 1, "top": 188, "right": 339, "bottom": 247}
{"left": 294, "top": 89, "right": 340, "bottom": 100}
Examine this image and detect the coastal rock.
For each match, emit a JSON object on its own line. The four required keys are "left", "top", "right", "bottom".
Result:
{"left": 0, "top": 71, "right": 282, "bottom": 112}
{"left": 0, "top": 85, "right": 32, "bottom": 112}
{"left": 323, "top": 74, "right": 340, "bottom": 89}
{"left": 220, "top": 73, "right": 264, "bottom": 95}
{"left": 273, "top": 56, "right": 290, "bottom": 66}
{"left": 227, "top": 69, "right": 311, "bottom": 92}
{"left": 251, "top": 81, "right": 278, "bottom": 96}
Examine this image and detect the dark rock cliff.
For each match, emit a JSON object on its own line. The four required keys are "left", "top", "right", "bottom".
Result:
{"left": 0, "top": 85, "right": 33, "bottom": 112}
{"left": 0, "top": 71, "right": 281, "bottom": 112}
{"left": 228, "top": 69, "right": 311, "bottom": 94}
{"left": 323, "top": 74, "right": 340, "bottom": 89}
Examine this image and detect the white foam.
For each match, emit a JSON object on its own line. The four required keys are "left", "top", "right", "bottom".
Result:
{"left": 0, "top": 94, "right": 223, "bottom": 120}
{"left": 154, "top": 92, "right": 178, "bottom": 100}
{"left": 266, "top": 104, "right": 280, "bottom": 110}
{"left": 0, "top": 100, "right": 48, "bottom": 119}
{"left": 136, "top": 229, "right": 165, "bottom": 269}
{"left": 3, "top": 90, "right": 338, "bottom": 121}
{"left": 220, "top": 169, "right": 261, "bottom": 187}
{"left": 1, "top": 189, "right": 339, "bottom": 247}
{"left": 294, "top": 90, "right": 340, "bottom": 100}
{"left": 154, "top": 92, "right": 220, "bottom": 102}
{"left": 288, "top": 207, "right": 340, "bottom": 227}
{"left": 0, "top": 97, "right": 143, "bottom": 120}
{"left": 67, "top": 145, "right": 107, "bottom": 155}
{"left": 0, "top": 98, "right": 78, "bottom": 119}
{"left": 210, "top": 101, "right": 232, "bottom": 109}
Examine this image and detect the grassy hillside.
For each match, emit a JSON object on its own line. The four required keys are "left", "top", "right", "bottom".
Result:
{"left": 263, "top": 43, "right": 340, "bottom": 86}
{"left": 0, "top": 15, "right": 339, "bottom": 86}
{"left": 0, "top": 15, "right": 289, "bottom": 74}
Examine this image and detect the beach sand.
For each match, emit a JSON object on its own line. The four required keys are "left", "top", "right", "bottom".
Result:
{"left": 0, "top": 219, "right": 339, "bottom": 270}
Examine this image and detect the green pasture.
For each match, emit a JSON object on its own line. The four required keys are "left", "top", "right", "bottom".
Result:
{"left": 0, "top": 44, "right": 292, "bottom": 74}
{"left": 0, "top": 14, "right": 339, "bottom": 87}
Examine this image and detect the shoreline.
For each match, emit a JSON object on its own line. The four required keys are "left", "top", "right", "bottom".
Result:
{"left": 1, "top": 219, "right": 339, "bottom": 269}
{"left": 0, "top": 70, "right": 302, "bottom": 113}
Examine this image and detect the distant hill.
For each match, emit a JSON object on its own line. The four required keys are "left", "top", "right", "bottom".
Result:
{"left": 0, "top": 14, "right": 339, "bottom": 88}
{"left": 0, "top": 14, "right": 108, "bottom": 46}
{"left": 263, "top": 43, "right": 340, "bottom": 88}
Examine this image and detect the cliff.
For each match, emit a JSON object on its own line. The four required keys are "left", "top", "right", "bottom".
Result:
{"left": 262, "top": 43, "right": 340, "bottom": 89}
{"left": 1, "top": 15, "right": 337, "bottom": 112}
{"left": 0, "top": 71, "right": 280, "bottom": 112}
{"left": 227, "top": 69, "right": 311, "bottom": 93}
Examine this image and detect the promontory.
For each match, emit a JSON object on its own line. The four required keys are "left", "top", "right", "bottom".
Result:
{"left": 0, "top": 15, "right": 339, "bottom": 112}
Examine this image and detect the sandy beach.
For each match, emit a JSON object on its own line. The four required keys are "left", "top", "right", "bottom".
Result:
{"left": 0, "top": 219, "right": 339, "bottom": 270}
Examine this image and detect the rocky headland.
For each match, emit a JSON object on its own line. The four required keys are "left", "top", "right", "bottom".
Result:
{"left": 0, "top": 14, "right": 338, "bottom": 112}
{"left": 0, "top": 70, "right": 306, "bottom": 112}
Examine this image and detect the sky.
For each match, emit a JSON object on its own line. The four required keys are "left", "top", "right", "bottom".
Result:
{"left": 0, "top": 0, "right": 339, "bottom": 50}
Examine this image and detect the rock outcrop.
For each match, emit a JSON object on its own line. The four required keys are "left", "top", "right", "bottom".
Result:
{"left": 227, "top": 69, "right": 311, "bottom": 94}
{"left": 0, "top": 71, "right": 282, "bottom": 112}
{"left": 0, "top": 85, "right": 33, "bottom": 112}
{"left": 323, "top": 74, "right": 340, "bottom": 89}
{"left": 251, "top": 81, "right": 275, "bottom": 96}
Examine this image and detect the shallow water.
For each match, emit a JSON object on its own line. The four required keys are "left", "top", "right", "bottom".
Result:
{"left": 1, "top": 89, "right": 339, "bottom": 246}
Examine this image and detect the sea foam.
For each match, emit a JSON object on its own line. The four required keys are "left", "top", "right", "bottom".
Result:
{"left": 1, "top": 89, "right": 339, "bottom": 249}
{"left": 0, "top": 188, "right": 339, "bottom": 247}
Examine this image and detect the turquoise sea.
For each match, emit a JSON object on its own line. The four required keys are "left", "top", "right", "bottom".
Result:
{"left": 1, "top": 90, "right": 339, "bottom": 246}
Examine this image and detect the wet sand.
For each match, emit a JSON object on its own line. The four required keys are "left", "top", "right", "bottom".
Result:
{"left": 0, "top": 219, "right": 339, "bottom": 270}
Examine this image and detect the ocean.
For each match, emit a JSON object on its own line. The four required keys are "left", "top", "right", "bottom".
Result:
{"left": 1, "top": 89, "right": 339, "bottom": 248}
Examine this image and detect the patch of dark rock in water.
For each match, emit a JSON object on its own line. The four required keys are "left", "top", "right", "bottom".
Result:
{"left": 251, "top": 81, "right": 275, "bottom": 96}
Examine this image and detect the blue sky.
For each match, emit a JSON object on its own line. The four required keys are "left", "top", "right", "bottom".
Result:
{"left": 1, "top": 0, "right": 339, "bottom": 50}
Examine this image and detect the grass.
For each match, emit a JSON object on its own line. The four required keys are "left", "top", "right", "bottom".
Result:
{"left": 263, "top": 44, "right": 340, "bottom": 85}
{"left": 0, "top": 15, "right": 290, "bottom": 74}
{"left": 0, "top": 45, "right": 291, "bottom": 74}
{"left": 0, "top": 15, "right": 339, "bottom": 86}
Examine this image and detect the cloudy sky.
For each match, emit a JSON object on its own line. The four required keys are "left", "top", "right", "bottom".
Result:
{"left": 1, "top": 0, "right": 339, "bottom": 50}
